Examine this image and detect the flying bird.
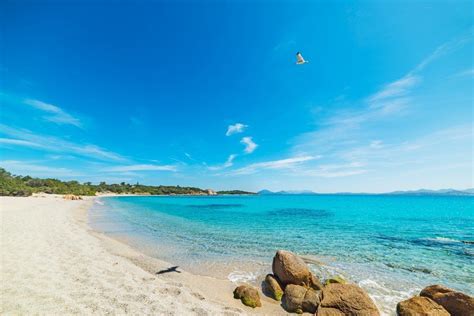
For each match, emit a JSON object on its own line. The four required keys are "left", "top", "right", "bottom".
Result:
{"left": 296, "top": 52, "right": 309, "bottom": 65}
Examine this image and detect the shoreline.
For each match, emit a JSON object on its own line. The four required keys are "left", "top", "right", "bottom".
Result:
{"left": 0, "top": 195, "right": 285, "bottom": 315}
{"left": 85, "top": 197, "right": 287, "bottom": 314}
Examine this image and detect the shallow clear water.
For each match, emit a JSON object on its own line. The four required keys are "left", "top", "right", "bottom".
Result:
{"left": 90, "top": 195, "right": 474, "bottom": 314}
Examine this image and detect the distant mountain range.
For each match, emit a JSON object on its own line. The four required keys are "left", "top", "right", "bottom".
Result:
{"left": 258, "top": 188, "right": 474, "bottom": 196}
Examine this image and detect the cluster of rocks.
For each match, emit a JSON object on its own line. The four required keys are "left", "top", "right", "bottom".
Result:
{"left": 233, "top": 250, "right": 474, "bottom": 315}
{"left": 233, "top": 250, "right": 379, "bottom": 315}
{"left": 398, "top": 284, "right": 474, "bottom": 316}
{"left": 63, "top": 194, "right": 82, "bottom": 200}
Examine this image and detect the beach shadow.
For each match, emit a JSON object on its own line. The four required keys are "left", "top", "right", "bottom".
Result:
{"left": 156, "top": 266, "right": 181, "bottom": 275}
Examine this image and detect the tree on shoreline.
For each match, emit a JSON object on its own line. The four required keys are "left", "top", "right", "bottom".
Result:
{"left": 0, "top": 168, "right": 254, "bottom": 196}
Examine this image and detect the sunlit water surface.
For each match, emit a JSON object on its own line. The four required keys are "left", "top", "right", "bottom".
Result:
{"left": 90, "top": 195, "right": 474, "bottom": 314}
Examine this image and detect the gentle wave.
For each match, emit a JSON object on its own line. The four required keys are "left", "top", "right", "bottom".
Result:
{"left": 227, "top": 270, "right": 258, "bottom": 283}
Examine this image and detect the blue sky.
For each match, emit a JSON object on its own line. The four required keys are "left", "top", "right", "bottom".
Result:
{"left": 1, "top": 1, "right": 473, "bottom": 192}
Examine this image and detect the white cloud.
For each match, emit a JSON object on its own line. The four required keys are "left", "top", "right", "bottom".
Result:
{"left": 367, "top": 74, "right": 420, "bottom": 107}
{"left": 1, "top": 160, "right": 80, "bottom": 177}
{"left": 24, "top": 99, "right": 82, "bottom": 128}
{"left": 240, "top": 137, "right": 257, "bottom": 153}
{"left": 229, "top": 155, "right": 318, "bottom": 175}
{"left": 293, "top": 35, "right": 470, "bottom": 157}
{"left": 208, "top": 154, "right": 237, "bottom": 171}
{"left": 304, "top": 162, "right": 368, "bottom": 178}
{"left": 370, "top": 140, "right": 383, "bottom": 149}
{"left": 0, "top": 124, "right": 125, "bottom": 161}
{"left": 226, "top": 123, "right": 247, "bottom": 136}
{"left": 103, "top": 164, "right": 177, "bottom": 172}
{"left": 412, "top": 35, "right": 470, "bottom": 74}
{"left": 453, "top": 68, "right": 474, "bottom": 78}
{"left": 0, "top": 138, "right": 42, "bottom": 148}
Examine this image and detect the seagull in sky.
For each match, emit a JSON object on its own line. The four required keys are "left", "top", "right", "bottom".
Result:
{"left": 296, "top": 52, "right": 309, "bottom": 65}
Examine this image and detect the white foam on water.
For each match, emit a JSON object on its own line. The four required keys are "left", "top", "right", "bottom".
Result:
{"left": 227, "top": 270, "right": 258, "bottom": 283}
{"left": 94, "top": 199, "right": 104, "bottom": 205}
{"left": 423, "top": 236, "right": 461, "bottom": 243}
{"left": 358, "top": 277, "right": 419, "bottom": 316}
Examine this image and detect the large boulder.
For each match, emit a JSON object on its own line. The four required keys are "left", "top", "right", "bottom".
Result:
{"left": 318, "top": 283, "right": 379, "bottom": 316}
{"left": 317, "top": 308, "right": 345, "bottom": 316}
{"left": 397, "top": 296, "right": 449, "bottom": 316}
{"left": 233, "top": 285, "right": 261, "bottom": 308}
{"left": 263, "top": 274, "right": 283, "bottom": 301}
{"left": 420, "top": 285, "right": 474, "bottom": 316}
{"left": 272, "top": 250, "right": 312, "bottom": 287}
{"left": 283, "top": 284, "right": 321, "bottom": 314}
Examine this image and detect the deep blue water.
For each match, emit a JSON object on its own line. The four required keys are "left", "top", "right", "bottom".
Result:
{"left": 90, "top": 195, "right": 474, "bottom": 314}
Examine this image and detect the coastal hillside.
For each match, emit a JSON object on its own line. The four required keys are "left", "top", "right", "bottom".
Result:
{"left": 0, "top": 168, "right": 250, "bottom": 197}
{"left": 258, "top": 188, "right": 474, "bottom": 196}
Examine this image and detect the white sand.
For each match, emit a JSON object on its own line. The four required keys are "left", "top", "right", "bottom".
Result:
{"left": 0, "top": 196, "right": 285, "bottom": 315}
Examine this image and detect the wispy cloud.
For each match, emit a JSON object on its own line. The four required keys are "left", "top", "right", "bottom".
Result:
{"left": 228, "top": 155, "right": 318, "bottom": 175}
{"left": 453, "top": 68, "right": 474, "bottom": 78}
{"left": 240, "top": 136, "right": 257, "bottom": 153}
{"left": 302, "top": 162, "right": 368, "bottom": 178}
{"left": 207, "top": 154, "right": 236, "bottom": 171}
{"left": 0, "top": 124, "right": 125, "bottom": 162}
{"left": 367, "top": 74, "right": 420, "bottom": 108}
{"left": 226, "top": 123, "right": 247, "bottom": 136}
{"left": 293, "top": 35, "right": 470, "bottom": 157}
{"left": 1, "top": 160, "right": 81, "bottom": 178}
{"left": 24, "top": 99, "right": 82, "bottom": 128}
{"left": 412, "top": 34, "right": 471, "bottom": 74}
{"left": 370, "top": 140, "right": 384, "bottom": 149}
{"left": 103, "top": 164, "right": 177, "bottom": 172}
{"left": 0, "top": 138, "right": 43, "bottom": 148}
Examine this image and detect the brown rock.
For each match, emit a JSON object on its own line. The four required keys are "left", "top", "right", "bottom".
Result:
{"left": 310, "top": 273, "right": 324, "bottom": 290}
{"left": 325, "top": 275, "right": 346, "bottom": 285}
{"left": 264, "top": 274, "right": 283, "bottom": 301}
{"left": 317, "top": 307, "right": 345, "bottom": 316}
{"left": 272, "top": 250, "right": 312, "bottom": 287}
{"left": 319, "top": 283, "right": 379, "bottom": 316}
{"left": 302, "top": 288, "right": 321, "bottom": 314}
{"left": 63, "top": 194, "right": 82, "bottom": 200}
{"left": 420, "top": 285, "right": 474, "bottom": 316}
{"left": 233, "top": 285, "right": 261, "bottom": 308}
{"left": 283, "top": 284, "right": 321, "bottom": 314}
{"left": 284, "top": 284, "right": 307, "bottom": 314}
{"left": 420, "top": 285, "right": 453, "bottom": 299}
{"left": 397, "top": 296, "right": 449, "bottom": 316}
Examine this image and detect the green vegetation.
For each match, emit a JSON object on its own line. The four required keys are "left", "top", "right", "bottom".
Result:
{"left": 216, "top": 190, "right": 256, "bottom": 195}
{"left": 0, "top": 168, "right": 211, "bottom": 197}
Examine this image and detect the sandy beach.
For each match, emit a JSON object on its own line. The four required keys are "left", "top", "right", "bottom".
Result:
{"left": 0, "top": 196, "right": 285, "bottom": 315}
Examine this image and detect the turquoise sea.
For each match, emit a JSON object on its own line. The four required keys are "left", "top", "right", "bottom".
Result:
{"left": 90, "top": 195, "right": 474, "bottom": 314}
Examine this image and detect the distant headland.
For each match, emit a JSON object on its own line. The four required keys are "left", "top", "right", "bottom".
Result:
{"left": 1, "top": 167, "right": 471, "bottom": 197}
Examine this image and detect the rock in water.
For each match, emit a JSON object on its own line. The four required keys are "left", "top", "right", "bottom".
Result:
{"left": 317, "top": 283, "right": 380, "bottom": 316}
{"left": 233, "top": 285, "right": 262, "bottom": 308}
{"left": 283, "top": 284, "right": 308, "bottom": 314}
{"left": 272, "top": 250, "right": 312, "bottom": 287}
{"left": 264, "top": 274, "right": 283, "bottom": 301}
{"left": 420, "top": 285, "right": 474, "bottom": 316}
{"left": 397, "top": 296, "right": 449, "bottom": 316}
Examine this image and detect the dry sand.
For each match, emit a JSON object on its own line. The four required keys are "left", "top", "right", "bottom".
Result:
{"left": 0, "top": 196, "right": 286, "bottom": 315}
